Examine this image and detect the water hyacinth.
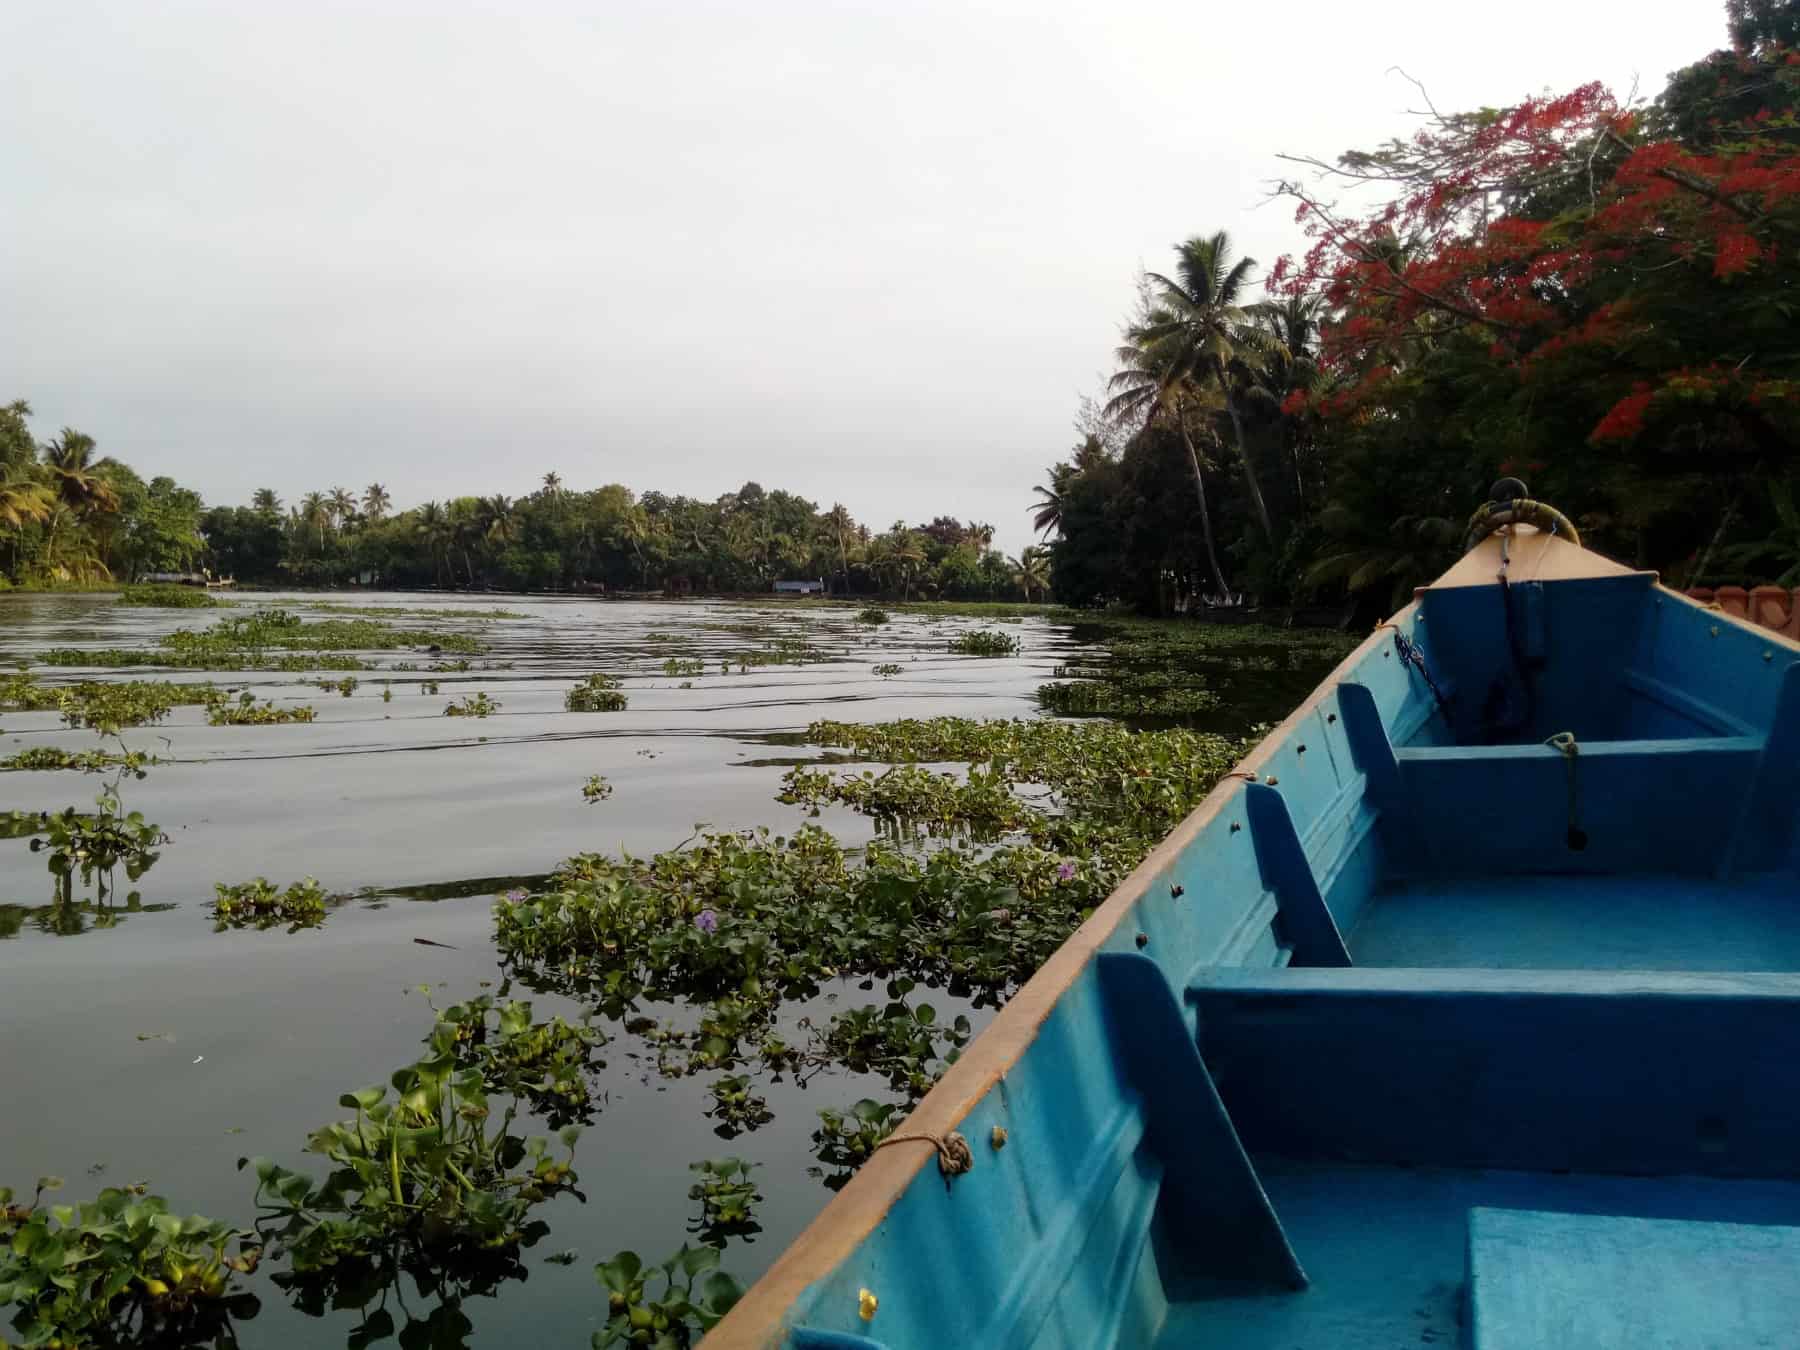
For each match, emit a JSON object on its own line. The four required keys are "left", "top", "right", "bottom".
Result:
{"left": 695, "top": 908, "right": 719, "bottom": 935}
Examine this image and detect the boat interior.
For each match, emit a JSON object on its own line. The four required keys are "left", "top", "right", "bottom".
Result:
{"left": 768, "top": 557, "right": 1800, "bottom": 1350}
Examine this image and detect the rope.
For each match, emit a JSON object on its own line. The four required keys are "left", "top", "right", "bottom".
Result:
{"left": 874, "top": 1128, "right": 973, "bottom": 1180}
{"left": 1390, "top": 629, "right": 1451, "bottom": 723}
{"left": 1545, "top": 731, "right": 1587, "bottom": 850}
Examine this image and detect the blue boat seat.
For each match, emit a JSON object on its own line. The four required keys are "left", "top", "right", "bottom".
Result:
{"left": 1188, "top": 966, "right": 1800, "bottom": 1177}
{"left": 1338, "top": 667, "right": 1800, "bottom": 876}
{"left": 1467, "top": 1207, "right": 1800, "bottom": 1349}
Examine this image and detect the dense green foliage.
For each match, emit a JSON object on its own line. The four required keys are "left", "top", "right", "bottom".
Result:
{"left": 0, "top": 1181, "right": 261, "bottom": 1349}
{"left": 1043, "top": 10, "right": 1800, "bottom": 614}
{"left": 210, "top": 876, "right": 332, "bottom": 931}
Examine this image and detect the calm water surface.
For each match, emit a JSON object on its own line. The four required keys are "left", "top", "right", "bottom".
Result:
{"left": 0, "top": 593, "right": 1100, "bottom": 1347}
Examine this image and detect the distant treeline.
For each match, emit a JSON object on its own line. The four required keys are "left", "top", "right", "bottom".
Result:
{"left": 0, "top": 403, "right": 1047, "bottom": 599}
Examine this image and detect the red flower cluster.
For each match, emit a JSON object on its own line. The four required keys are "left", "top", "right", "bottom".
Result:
{"left": 1591, "top": 386, "right": 1655, "bottom": 442}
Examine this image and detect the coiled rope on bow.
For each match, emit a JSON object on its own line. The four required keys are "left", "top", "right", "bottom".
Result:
{"left": 874, "top": 1128, "right": 973, "bottom": 1183}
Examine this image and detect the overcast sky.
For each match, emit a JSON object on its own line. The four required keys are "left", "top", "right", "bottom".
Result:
{"left": 3, "top": 1, "right": 1721, "bottom": 555}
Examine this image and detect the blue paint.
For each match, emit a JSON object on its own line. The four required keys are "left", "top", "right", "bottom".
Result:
{"left": 718, "top": 571, "right": 1800, "bottom": 1350}
{"left": 1467, "top": 1207, "right": 1800, "bottom": 1349}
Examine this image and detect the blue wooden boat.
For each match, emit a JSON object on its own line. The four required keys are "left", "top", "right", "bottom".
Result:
{"left": 710, "top": 509, "right": 1800, "bottom": 1350}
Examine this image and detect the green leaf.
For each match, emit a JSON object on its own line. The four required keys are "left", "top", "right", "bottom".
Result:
{"left": 339, "top": 1085, "right": 386, "bottom": 1111}
{"left": 679, "top": 1245, "right": 719, "bottom": 1278}
{"left": 596, "top": 1250, "right": 641, "bottom": 1292}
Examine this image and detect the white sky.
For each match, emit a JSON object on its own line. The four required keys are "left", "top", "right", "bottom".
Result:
{"left": 2, "top": 0, "right": 1719, "bottom": 556}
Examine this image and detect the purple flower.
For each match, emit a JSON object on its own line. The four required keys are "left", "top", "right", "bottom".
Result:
{"left": 1056, "top": 862, "right": 1076, "bottom": 883}
{"left": 502, "top": 888, "right": 527, "bottom": 903}
{"left": 695, "top": 908, "right": 719, "bottom": 935}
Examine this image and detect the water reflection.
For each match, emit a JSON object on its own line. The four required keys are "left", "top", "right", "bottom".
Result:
{"left": 0, "top": 894, "right": 176, "bottom": 938}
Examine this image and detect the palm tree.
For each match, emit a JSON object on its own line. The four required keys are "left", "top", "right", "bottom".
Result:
{"left": 1029, "top": 464, "right": 1075, "bottom": 538}
{"left": 479, "top": 495, "right": 517, "bottom": 550}
{"left": 824, "top": 504, "right": 857, "bottom": 593}
{"left": 416, "top": 501, "right": 452, "bottom": 586}
{"left": 251, "top": 488, "right": 282, "bottom": 515}
{"left": 542, "top": 471, "right": 563, "bottom": 496}
{"left": 622, "top": 506, "right": 655, "bottom": 584}
{"left": 1010, "top": 546, "right": 1051, "bottom": 602}
{"left": 41, "top": 430, "right": 120, "bottom": 518}
{"left": 1255, "top": 293, "right": 1328, "bottom": 510}
{"left": 1718, "top": 479, "right": 1800, "bottom": 586}
{"left": 299, "top": 492, "right": 331, "bottom": 553}
{"left": 39, "top": 430, "right": 121, "bottom": 568}
{"left": 1303, "top": 505, "right": 1459, "bottom": 610}
{"left": 362, "top": 483, "right": 391, "bottom": 521}
{"left": 0, "top": 462, "right": 51, "bottom": 530}
{"left": 1107, "top": 333, "right": 1233, "bottom": 600}
{"left": 1137, "top": 233, "right": 1279, "bottom": 541}
{"left": 883, "top": 526, "right": 926, "bottom": 600}
{"left": 329, "top": 486, "right": 358, "bottom": 530}
{"left": 0, "top": 464, "right": 51, "bottom": 575}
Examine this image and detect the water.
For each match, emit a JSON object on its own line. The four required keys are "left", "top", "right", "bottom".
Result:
{"left": 0, "top": 593, "right": 1096, "bottom": 1348}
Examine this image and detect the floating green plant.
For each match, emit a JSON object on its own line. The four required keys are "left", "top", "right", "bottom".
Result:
{"left": 314, "top": 675, "right": 359, "bottom": 697}
{"left": 117, "top": 584, "right": 230, "bottom": 608}
{"left": 430, "top": 994, "right": 606, "bottom": 1129}
{"left": 854, "top": 607, "right": 890, "bottom": 625}
{"left": 594, "top": 1245, "right": 742, "bottom": 1349}
{"left": 661, "top": 657, "right": 705, "bottom": 678}
{"left": 811, "top": 1099, "right": 900, "bottom": 1191}
{"left": 0, "top": 1180, "right": 262, "bottom": 1348}
{"left": 205, "top": 691, "right": 317, "bottom": 725}
{"left": 243, "top": 1044, "right": 580, "bottom": 1277}
{"left": 703, "top": 1075, "right": 773, "bottom": 1139}
{"left": 809, "top": 979, "right": 972, "bottom": 1100}
{"left": 946, "top": 630, "right": 1020, "bottom": 656}
{"left": 686, "top": 1159, "right": 761, "bottom": 1248}
{"left": 723, "top": 638, "right": 827, "bottom": 671}
{"left": 210, "top": 876, "right": 331, "bottom": 931}
{"left": 871, "top": 663, "right": 903, "bottom": 678}
{"left": 18, "top": 799, "right": 168, "bottom": 907}
{"left": 0, "top": 673, "right": 219, "bottom": 732}
{"left": 582, "top": 775, "right": 613, "bottom": 804}
{"left": 1035, "top": 678, "right": 1222, "bottom": 717}
{"left": 443, "top": 693, "right": 501, "bottom": 718}
{"left": 0, "top": 746, "right": 156, "bottom": 774}
{"left": 566, "top": 674, "right": 627, "bottom": 712}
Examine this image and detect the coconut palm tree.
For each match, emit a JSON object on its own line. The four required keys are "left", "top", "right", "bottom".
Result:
{"left": 1303, "top": 505, "right": 1460, "bottom": 610}
{"left": 1254, "top": 293, "right": 1328, "bottom": 510}
{"left": 1137, "top": 233, "right": 1280, "bottom": 541}
{"left": 0, "top": 465, "right": 51, "bottom": 531}
{"left": 1029, "top": 464, "right": 1075, "bottom": 538}
{"left": 542, "top": 471, "right": 563, "bottom": 496}
{"left": 362, "top": 483, "right": 391, "bottom": 521}
{"left": 1106, "top": 334, "right": 1233, "bottom": 600}
{"left": 415, "top": 501, "right": 452, "bottom": 587}
{"left": 329, "top": 486, "right": 358, "bottom": 530}
{"left": 41, "top": 430, "right": 119, "bottom": 518}
{"left": 1010, "top": 546, "right": 1051, "bottom": 602}
{"left": 251, "top": 488, "right": 282, "bottom": 516}
{"left": 823, "top": 504, "right": 858, "bottom": 593}
{"left": 298, "top": 492, "right": 332, "bottom": 554}
{"left": 39, "top": 430, "right": 121, "bottom": 569}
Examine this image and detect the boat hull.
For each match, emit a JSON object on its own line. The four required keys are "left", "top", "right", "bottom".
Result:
{"left": 710, "top": 533, "right": 1800, "bottom": 1349}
